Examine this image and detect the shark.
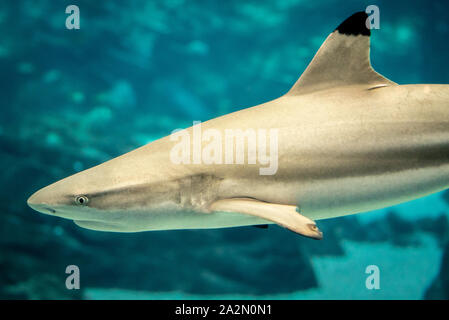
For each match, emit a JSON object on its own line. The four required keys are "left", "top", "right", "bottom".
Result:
{"left": 27, "top": 12, "right": 449, "bottom": 240}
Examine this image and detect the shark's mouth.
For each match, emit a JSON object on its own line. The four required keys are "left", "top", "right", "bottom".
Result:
{"left": 73, "top": 220, "right": 125, "bottom": 232}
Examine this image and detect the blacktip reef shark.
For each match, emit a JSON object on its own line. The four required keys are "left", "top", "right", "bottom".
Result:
{"left": 28, "top": 12, "right": 449, "bottom": 240}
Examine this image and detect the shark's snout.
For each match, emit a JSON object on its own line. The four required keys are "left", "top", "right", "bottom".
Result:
{"left": 27, "top": 189, "right": 57, "bottom": 215}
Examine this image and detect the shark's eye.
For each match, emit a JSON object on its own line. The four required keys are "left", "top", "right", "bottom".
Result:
{"left": 75, "top": 195, "right": 89, "bottom": 206}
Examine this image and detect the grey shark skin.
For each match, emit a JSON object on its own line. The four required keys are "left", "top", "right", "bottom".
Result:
{"left": 28, "top": 12, "right": 449, "bottom": 240}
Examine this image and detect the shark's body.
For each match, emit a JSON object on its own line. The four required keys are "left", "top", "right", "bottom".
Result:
{"left": 28, "top": 12, "right": 449, "bottom": 239}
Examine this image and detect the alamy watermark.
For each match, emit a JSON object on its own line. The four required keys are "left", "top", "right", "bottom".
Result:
{"left": 169, "top": 121, "right": 279, "bottom": 175}
{"left": 366, "top": 5, "right": 380, "bottom": 30}
{"left": 65, "top": 5, "right": 80, "bottom": 30}
{"left": 65, "top": 265, "right": 80, "bottom": 290}
{"left": 365, "top": 265, "right": 380, "bottom": 290}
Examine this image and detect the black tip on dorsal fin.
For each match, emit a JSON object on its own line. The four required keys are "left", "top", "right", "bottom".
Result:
{"left": 335, "top": 11, "right": 370, "bottom": 36}
{"left": 286, "top": 10, "right": 396, "bottom": 96}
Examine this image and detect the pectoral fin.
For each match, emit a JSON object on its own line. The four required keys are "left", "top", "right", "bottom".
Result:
{"left": 209, "top": 198, "right": 323, "bottom": 240}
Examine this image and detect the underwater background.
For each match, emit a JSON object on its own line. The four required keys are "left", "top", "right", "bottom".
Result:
{"left": 1, "top": 0, "right": 449, "bottom": 300}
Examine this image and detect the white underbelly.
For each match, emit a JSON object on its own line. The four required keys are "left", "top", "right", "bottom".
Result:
{"left": 291, "top": 164, "right": 449, "bottom": 220}
{"left": 220, "top": 163, "right": 449, "bottom": 221}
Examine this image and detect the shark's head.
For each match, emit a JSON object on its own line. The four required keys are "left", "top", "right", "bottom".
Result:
{"left": 26, "top": 159, "right": 167, "bottom": 232}
{"left": 27, "top": 171, "right": 109, "bottom": 223}
{"left": 26, "top": 152, "right": 185, "bottom": 232}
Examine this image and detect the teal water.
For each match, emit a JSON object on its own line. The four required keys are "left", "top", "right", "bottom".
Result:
{"left": 1, "top": 0, "right": 449, "bottom": 299}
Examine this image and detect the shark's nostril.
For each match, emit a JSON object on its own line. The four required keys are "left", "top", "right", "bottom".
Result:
{"left": 44, "top": 207, "right": 56, "bottom": 214}
{"left": 27, "top": 200, "right": 56, "bottom": 215}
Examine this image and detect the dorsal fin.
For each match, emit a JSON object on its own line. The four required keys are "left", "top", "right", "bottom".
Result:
{"left": 287, "top": 11, "right": 396, "bottom": 96}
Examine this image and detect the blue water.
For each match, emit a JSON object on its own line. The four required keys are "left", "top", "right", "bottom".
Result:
{"left": 0, "top": 0, "right": 448, "bottom": 299}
